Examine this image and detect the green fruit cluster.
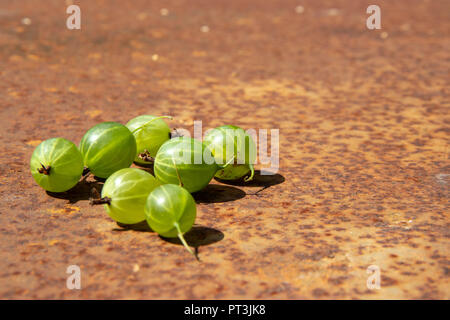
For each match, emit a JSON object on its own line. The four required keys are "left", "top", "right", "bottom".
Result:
{"left": 30, "top": 116, "right": 256, "bottom": 258}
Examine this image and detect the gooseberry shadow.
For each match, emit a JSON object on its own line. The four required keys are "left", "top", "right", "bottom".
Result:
{"left": 113, "top": 222, "right": 224, "bottom": 259}
{"left": 113, "top": 220, "right": 152, "bottom": 232}
{"left": 133, "top": 163, "right": 155, "bottom": 175}
{"left": 214, "top": 170, "right": 285, "bottom": 195}
{"left": 46, "top": 179, "right": 104, "bottom": 204}
{"left": 113, "top": 223, "right": 224, "bottom": 248}
{"left": 160, "top": 225, "right": 224, "bottom": 247}
{"left": 92, "top": 176, "right": 106, "bottom": 183}
{"left": 193, "top": 184, "right": 246, "bottom": 203}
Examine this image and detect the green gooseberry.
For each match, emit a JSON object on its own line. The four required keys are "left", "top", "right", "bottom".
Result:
{"left": 79, "top": 122, "right": 136, "bottom": 178}
{"left": 30, "top": 138, "right": 84, "bottom": 192}
{"left": 214, "top": 163, "right": 252, "bottom": 181}
{"left": 145, "top": 184, "right": 197, "bottom": 257}
{"left": 97, "top": 168, "right": 161, "bottom": 224}
{"left": 125, "top": 115, "right": 172, "bottom": 165}
{"left": 153, "top": 137, "right": 218, "bottom": 193}
{"left": 203, "top": 125, "right": 256, "bottom": 181}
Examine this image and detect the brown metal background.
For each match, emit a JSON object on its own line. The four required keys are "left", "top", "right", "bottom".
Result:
{"left": 0, "top": 0, "right": 448, "bottom": 299}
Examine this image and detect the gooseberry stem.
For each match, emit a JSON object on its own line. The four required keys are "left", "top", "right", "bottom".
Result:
{"left": 131, "top": 116, "right": 173, "bottom": 134}
{"left": 244, "top": 164, "right": 255, "bottom": 182}
{"left": 89, "top": 188, "right": 111, "bottom": 205}
{"left": 174, "top": 223, "right": 197, "bottom": 260}
{"left": 172, "top": 156, "right": 183, "bottom": 187}
{"left": 38, "top": 163, "right": 51, "bottom": 175}
{"left": 90, "top": 196, "right": 111, "bottom": 205}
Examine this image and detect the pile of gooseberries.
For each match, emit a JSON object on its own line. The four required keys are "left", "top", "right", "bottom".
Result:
{"left": 30, "top": 115, "right": 257, "bottom": 259}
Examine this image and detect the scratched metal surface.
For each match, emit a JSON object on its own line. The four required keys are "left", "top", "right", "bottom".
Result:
{"left": 0, "top": 0, "right": 448, "bottom": 299}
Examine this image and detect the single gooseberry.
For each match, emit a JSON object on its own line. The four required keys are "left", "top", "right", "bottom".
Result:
{"left": 145, "top": 184, "right": 197, "bottom": 258}
{"left": 79, "top": 122, "right": 136, "bottom": 178}
{"left": 125, "top": 115, "right": 172, "bottom": 165}
{"left": 153, "top": 137, "right": 218, "bottom": 193}
{"left": 30, "top": 138, "right": 84, "bottom": 192}
{"left": 93, "top": 168, "right": 161, "bottom": 224}
{"left": 203, "top": 125, "right": 256, "bottom": 181}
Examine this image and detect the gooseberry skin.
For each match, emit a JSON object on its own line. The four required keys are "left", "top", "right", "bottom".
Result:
{"left": 145, "top": 184, "right": 196, "bottom": 238}
{"left": 215, "top": 164, "right": 252, "bottom": 181}
{"left": 145, "top": 184, "right": 196, "bottom": 256}
{"left": 30, "top": 138, "right": 84, "bottom": 192}
{"left": 101, "top": 168, "right": 161, "bottom": 224}
{"left": 126, "top": 115, "right": 171, "bottom": 165}
{"left": 154, "top": 137, "right": 219, "bottom": 193}
{"left": 79, "top": 122, "right": 137, "bottom": 178}
{"left": 203, "top": 125, "right": 256, "bottom": 181}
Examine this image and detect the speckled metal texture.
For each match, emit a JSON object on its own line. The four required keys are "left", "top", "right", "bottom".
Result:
{"left": 0, "top": 0, "right": 448, "bottom": 299}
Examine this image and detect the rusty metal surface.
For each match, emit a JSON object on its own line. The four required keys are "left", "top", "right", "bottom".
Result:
{"left": 0, "top": 0, "right": 449, "bottom": 299}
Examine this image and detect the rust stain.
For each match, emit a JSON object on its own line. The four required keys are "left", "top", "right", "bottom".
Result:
{"left": 84, "top": 110, "right": 102, "bottom": 118}
{"left": 46, "top": 205, "right": 81, "bottom": 215}
{"left": 48, "top": 240, "right": 60, "bottom": 246}
{"left": 26, "top": 140, "right": 42, "bottom": 147}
